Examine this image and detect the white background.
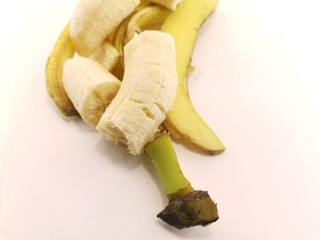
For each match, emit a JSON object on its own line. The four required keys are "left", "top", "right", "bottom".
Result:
{"left": 1, "top": 0, "right": 320, "bottom": 239}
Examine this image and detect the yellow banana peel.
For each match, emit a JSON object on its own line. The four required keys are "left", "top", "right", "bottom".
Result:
{"left": 46, "top": 22, "right": 77, "bottom": 116}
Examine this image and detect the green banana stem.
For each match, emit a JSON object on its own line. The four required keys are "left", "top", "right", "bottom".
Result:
{"left": 145, "top": 133, "right": 219, "bottom": 229}
{"left": 146, "top": 133, "right": 192, "bottom": 198}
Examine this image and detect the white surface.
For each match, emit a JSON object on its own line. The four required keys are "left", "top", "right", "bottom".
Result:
{"left": 1, "top": 0, "right": 320, "bottom": 239}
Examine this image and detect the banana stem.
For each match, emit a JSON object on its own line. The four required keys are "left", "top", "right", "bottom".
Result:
{"left": 145, "top": 133, "right": 219, "bottom": 229}
{"left": 146, "top": 133, "right": 193, "bottom": 197}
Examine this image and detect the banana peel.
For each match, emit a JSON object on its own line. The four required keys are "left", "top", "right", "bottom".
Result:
{"left": 125, "top": 5, "right": 171, "bottom": 43}
{"left": 112, "top": 4, "right": 170, "bottom": 80}
{"left": 161, "top": 0, "right": 225, "bottom": 154}
{"left": 46, "top": 22, "right": 77, "bottom": 116}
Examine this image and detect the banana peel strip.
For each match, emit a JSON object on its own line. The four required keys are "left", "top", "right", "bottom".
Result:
{"left": 125, "top": 5, "right": 171, "bottom": 44}
{"left": 46, "top": 22, "right": 77, "bottom": 116}
{"left": 112, "top": 4, "right": 170, "bottom": 80}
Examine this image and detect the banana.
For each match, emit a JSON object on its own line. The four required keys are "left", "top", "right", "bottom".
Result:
{"left": 46, "top": 23, "right": 77, "bottom": 116}
{"left": 70, "top": 0, "right": 140, "bottom": 57}
{"left": 62, "top": 57, "right": 121, "bottom": 127}
{"left": 148, "top": 0, "right": 184, "bottom": 10}
{"left": 96, "top": 30, "right": 177, "bottom": 155}
{"left": 46, "top": 0, "right": 223, "bottom": 230}
{"left": 89, "top": 40, "right": 120, "bottom": 72}
{"left": 47, "top": 0, "right": 224, "bottom": 155}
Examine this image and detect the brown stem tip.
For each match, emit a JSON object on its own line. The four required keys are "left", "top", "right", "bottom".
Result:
{"left": 157, "top": 190, "right": 219, "bottom": 229}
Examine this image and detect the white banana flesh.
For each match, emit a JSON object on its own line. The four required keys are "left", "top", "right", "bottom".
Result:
{"left": 63, "top": 57, "right": 121, "bottom": 127}
{"left": 96, "top": 30, "right": 177, "bottom": 155}
{"left": 89, "top": 40, "right": 120, "bottom": 72}
{"left": 70, "top": 0, "right": 140, "bottom": 56}
{"left": 148, "top": 0, "right": 184, "bottom": 10}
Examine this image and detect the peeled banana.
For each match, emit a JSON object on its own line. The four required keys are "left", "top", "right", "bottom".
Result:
{"left": 70, "top": 0, "right": 140, "bottom": 56}
{"left": 96, "top": 30, "right": 177, "bottom": 155}
{"left": 47, "top": 0, "right": 224, "bottom": 154}
{"left": 62, "top": 57, "right": 121, "bottom": 127}
{"left": 46, "top": 0, "right": 223, "bottom": 230}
